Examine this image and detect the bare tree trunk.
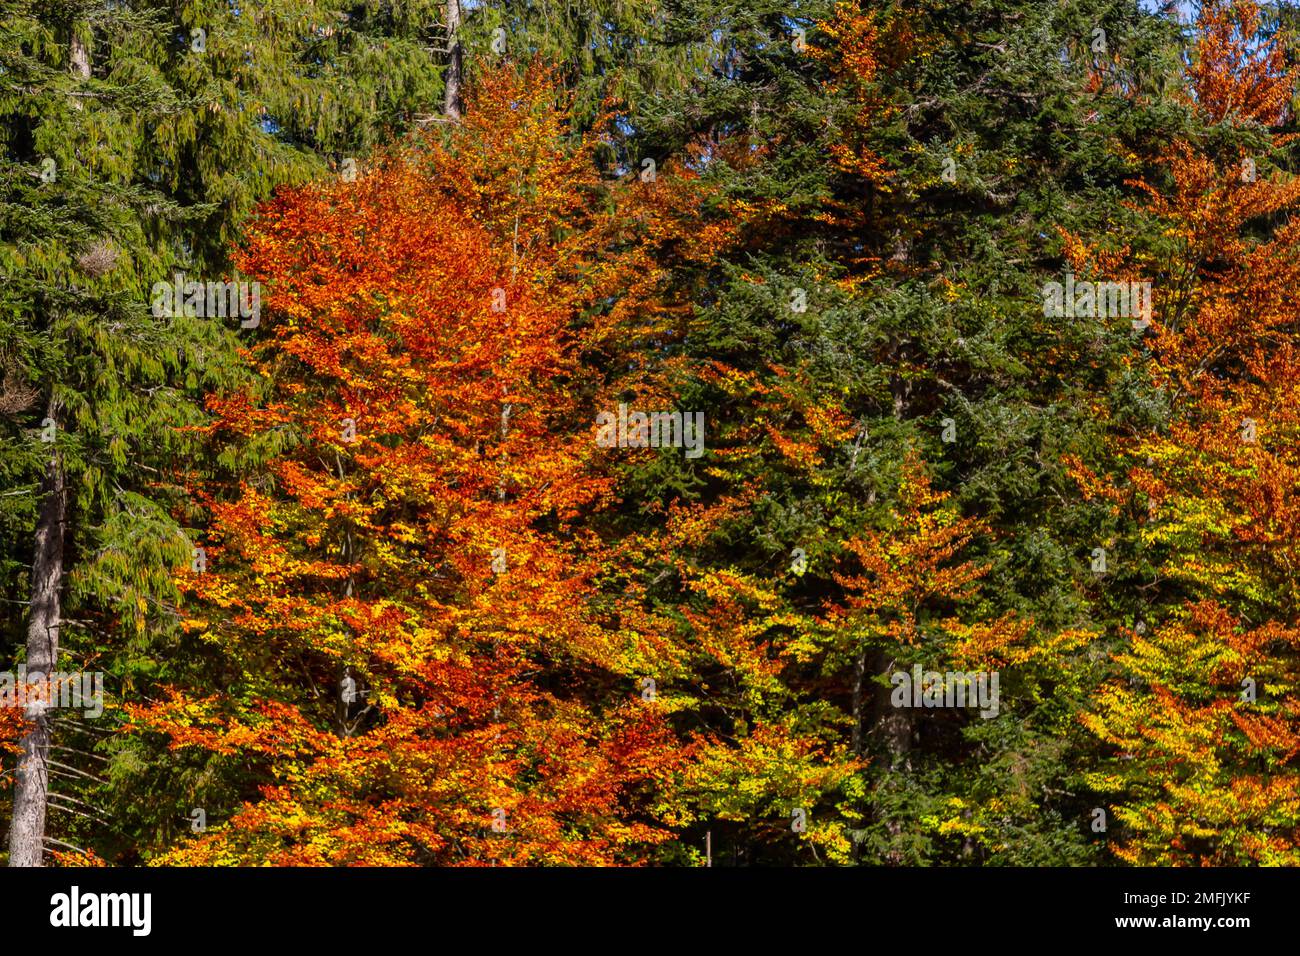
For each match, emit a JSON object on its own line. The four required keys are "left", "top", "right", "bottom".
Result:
{"left": 443, "top": 0, "right": 462, "bottom": 120}
{"left": 8, "top": 400, "right": 66, "bottom": 867}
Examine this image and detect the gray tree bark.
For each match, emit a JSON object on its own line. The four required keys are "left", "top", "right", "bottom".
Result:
{"left": 443, "top": 0, "right": 462, "bottom": 120}
{"left": 8, "top": 399, "right": 66, "bottom": 867}
{"left": 69, "top": 31, "right": 90, "bottom": 83}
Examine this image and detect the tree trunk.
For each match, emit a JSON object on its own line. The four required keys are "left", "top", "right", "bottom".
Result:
{"left": 850, "top": 650, "right": 868, "bottom": 755}
{"left": 868, "top": 650, "right": 913, "bottom": 768}
{"left": 871, "top": 650, "right": 912, "bottom": 863}
{"left": 70, "top": 32, "right": 90, "bottom": 82}
{"left": 8, "top": 401, "right": 66, "bottom": 867}
{"left": 443, "top": 0, "right": 462, "bottom": 120}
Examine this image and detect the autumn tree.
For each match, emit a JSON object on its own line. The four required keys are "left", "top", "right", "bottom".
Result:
{"left": 1082, "top": 0, "right": 1300, "bottom": 864}
{"left": 123, "top": 65, "right": 726, "bottom": 864}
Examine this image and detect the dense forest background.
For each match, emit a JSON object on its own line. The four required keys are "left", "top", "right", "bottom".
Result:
{"left": 0, "top": 0, "right": 1297, "bottom": 866}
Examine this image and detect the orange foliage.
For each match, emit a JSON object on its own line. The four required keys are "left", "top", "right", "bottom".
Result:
{"left": 127, "top": 67, "right": 721, "bottom": 865}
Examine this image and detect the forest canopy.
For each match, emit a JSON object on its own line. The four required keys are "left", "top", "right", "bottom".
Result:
{"left": 1, "top": 0, "right": 1297, "bottom": 867}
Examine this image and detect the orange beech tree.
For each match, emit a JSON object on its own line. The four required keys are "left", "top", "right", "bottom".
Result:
{"left": 1081, "top": 0, "right": 1300, "bottom": 864}
{"left": 124, "top": 66, "right": 728, "bottom": 865}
